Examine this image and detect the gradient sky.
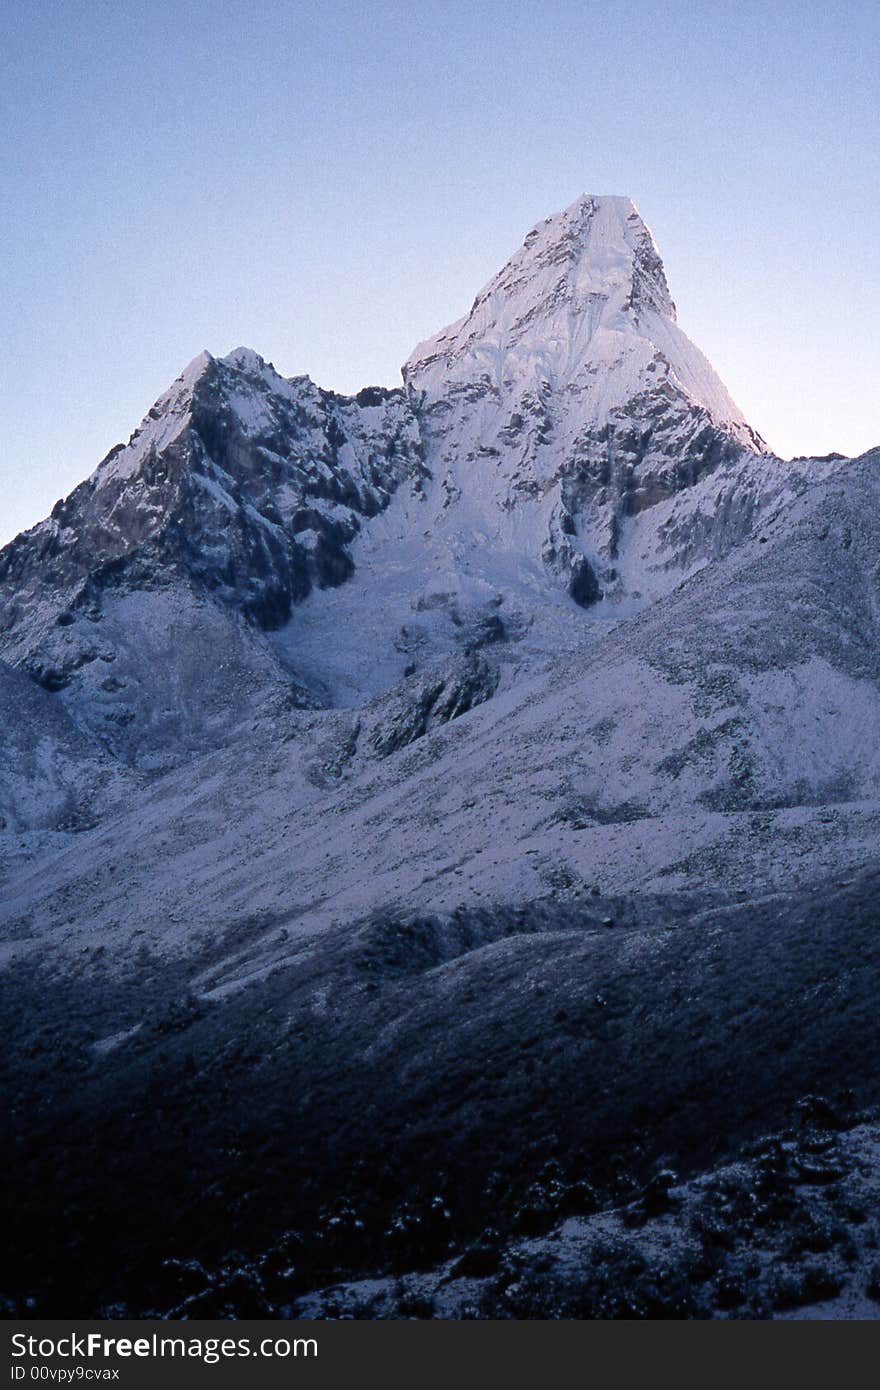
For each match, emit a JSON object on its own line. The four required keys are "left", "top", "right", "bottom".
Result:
{"left": 2, "top": 0, "right": 878, "bottom": 546}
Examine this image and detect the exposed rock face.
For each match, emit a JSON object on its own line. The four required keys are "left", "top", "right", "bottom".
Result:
{"left": 0, "top": 348, "right": 424, "bottom": 676}
{"left": 0, "top": 350, "right": 427, "bottom": 757}
{"left": 367, "top": 653, "right": 500, "bottom": 756}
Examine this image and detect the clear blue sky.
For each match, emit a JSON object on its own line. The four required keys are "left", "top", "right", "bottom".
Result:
{"left": 3, "top": 0, "right": 878, "bottom": 544}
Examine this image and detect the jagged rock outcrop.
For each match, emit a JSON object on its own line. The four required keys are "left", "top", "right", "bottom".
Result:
{"left": 0, "top": 348, "right": 425, "bottom": 679}
{"left": 367, "top": 652, "right": 500, "bottom": 756}
{"left": 0, "top": 350, "right": 429, "bottom": 758}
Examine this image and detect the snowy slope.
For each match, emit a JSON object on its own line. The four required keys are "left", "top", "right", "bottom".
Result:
{"left": 0, "top": 657, "right": 127, "bottom": 836}
{"left": 3, "top": 447, "right": 879, "bottom": 988}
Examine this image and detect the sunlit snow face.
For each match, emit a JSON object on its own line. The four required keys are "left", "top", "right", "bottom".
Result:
{"left": 404, "top": 194, "right": 760, "bottom": 458}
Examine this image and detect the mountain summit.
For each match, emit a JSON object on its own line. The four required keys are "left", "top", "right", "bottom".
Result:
{"left": 406, "top": 195, "right": 674, "bottom": 379}
{"left": 405, "top": 195, "right": 757, "bottom": 445}
{"left": 401, "top": 195, "right": 766, "bottom": 601}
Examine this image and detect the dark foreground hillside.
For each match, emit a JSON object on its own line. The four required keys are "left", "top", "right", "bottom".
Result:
{"left": 3, "top": 867, "right": 880, "bottom": 1318}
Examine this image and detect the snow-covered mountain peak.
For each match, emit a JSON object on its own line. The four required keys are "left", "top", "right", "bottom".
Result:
{"left": 403, "top": 194, "right": 677, "bottom": 388}
{"left": 217, "top": 346, "right": 306, "bottom": 390}
{"left": 0, "top": 193, "right": 779, "bottom": 734}
{"left": 221, "top": 345, "right": 266, "bottom": 373}
{"left": 395, "top": 194, "right": 767, "bottom": 605}
{"left": 93, "top": 349, "right": 319, "bottom": 492}
{"left": 95, "top": 349, "right": 217, "bottom": 486}
{"left": 0, "top": 343, "right": 425, "bottom": 710}
{"left": 403, "top": 193, "right": 758, "bottom": 451}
